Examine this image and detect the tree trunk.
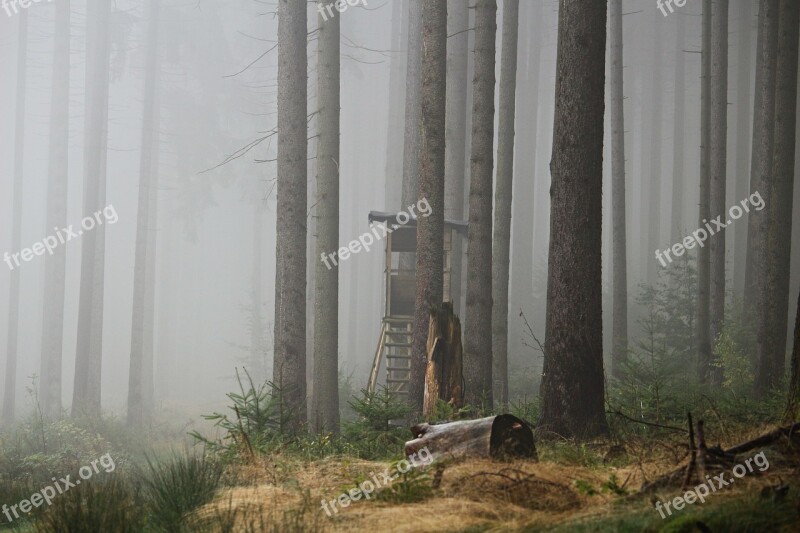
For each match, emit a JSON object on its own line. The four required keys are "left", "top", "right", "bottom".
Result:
{"left": 491, "top": 0, "right": 519, "bottom": 407}
{"left": 671, "top": 11, "right": 687, "bottom": 243}
{"left": 401, "top": 0, "right": 423, "bottom": 210}
{"left": 423, "top": 303, "right": 462, "bottom": 417}
{"left": 647, "top": 9, "right": 663, "bottom": 284}
{"left": 733, "top": 0, "right": 754, "bottom": 295}
{"left": 410, "top": 0, "right": 447, "bottom": 416}
{"left": 709, "top": 0, "right": 729, "bottom": 386}
{"left": 399, "top": 0, "right": 423, "bottom": 273}
{"left": 128, "top": 0, "right": 161, "bottom": 428}
{"left": 697, "top": 0, "right": 713, "bottom": 385}
{"left": 787, "top": 291, "right": 800, "bottom": 413}
{"left": 2, "top": 11, "right": 28, "bottom": 425}
{"left": 509, "top": 0, "right": 541, "bottom": 386}
{"left": 463, "top": 0, "right": 496, "bottom": 411}
{"left": 274, "top": 0, "right": 308, "bottom": 433}
{"left": 39, "top": 0, "right": 70, "bottom": 420}
{"left": 609, "top": 0, "right": 627, "bottom": 380}
{"left": 385, "top": 0, "right": 408, "bottom": 211}
{"left": 73, "top": 0, "right": 112, "bottom": 418}
{"left": 445, "top": 0, "right": 469, "bottom": 313}
{"left": 405, "top": 414, "right": 536, "bottom": 462}
{"left": 761, "top": 0, "right": 799, "bottom": 391}
{"left": 537, "top": 0, "right": 608, "bottom": 439}
{"left": 750, "top": 0, "right": 780, "bottom": 396}
{"left": 312, "top": 0, "right": 340, "bottom": 435}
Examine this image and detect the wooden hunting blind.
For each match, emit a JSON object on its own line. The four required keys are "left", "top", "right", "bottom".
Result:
{"left": 366, "top": 211, "right": 468, "bottom": 400}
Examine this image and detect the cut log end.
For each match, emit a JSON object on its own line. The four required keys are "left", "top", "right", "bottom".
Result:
{"left": 405, "top": 414, "right": 538, "bottom": 463}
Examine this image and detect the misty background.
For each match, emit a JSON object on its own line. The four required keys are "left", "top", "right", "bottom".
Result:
{"left": 1, "top": 0, "right": 799, "bottom": 420}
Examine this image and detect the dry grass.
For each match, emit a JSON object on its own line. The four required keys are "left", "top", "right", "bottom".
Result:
{"left": 194, "top": 427, "right": 800, "bottom": 532}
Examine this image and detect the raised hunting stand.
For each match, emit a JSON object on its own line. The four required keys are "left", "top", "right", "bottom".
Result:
{"left": 366, "top": 211, "right": 468, "bottom": 402}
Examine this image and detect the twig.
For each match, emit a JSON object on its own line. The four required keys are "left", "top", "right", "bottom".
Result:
{"left": 681, "top": 412, "right": 696, "bottom": 490}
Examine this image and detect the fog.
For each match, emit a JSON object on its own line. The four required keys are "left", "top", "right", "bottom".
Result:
{"left": 1, "top": 0, "right": 798, "bottom": 420}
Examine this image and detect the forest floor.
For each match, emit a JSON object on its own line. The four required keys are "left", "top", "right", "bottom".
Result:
{"left": 193, "top": 425, "right": 800, "bottom": 532}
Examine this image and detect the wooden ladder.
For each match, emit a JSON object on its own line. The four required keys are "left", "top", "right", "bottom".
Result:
{"left": 368, "top": 317, "right": 413, "bottom": 400}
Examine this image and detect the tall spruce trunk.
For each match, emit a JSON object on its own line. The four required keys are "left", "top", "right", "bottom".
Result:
{"left": 709, "top": 0, "right": 729, "bottom": 386}
{"left": 128, "top": 0, "right": 161, "bottom": 427}
{"left": 491, "top": 0, "right": 519, "bottom": 407}
{"left": 761, "top": 0, "right": 799, "bottom": 391}
{"left": 609, "top": 0, "right": 627, "bottom": 380}
{"left": 509, "top": 0, "right": 541, "bottom": 382}
{"left": 537, "top": 0, "right": 608, "bottom": 439}
{"left": 734, "top": 0, "right": 753, "bottom": 295}
{"left": 311, "top": 1, "right": 340, "bottom": 434}
{"left": 401, "top": 0, "right": 423, "bottom": 209}
{"left": 73, "top": 0, "right": 112, "bottom": 418}
{"left": 445, "top": 0, "right": 469, "bottom": 312}
{"left": 409, "top": 0, "right": 447, "bottom": 415}
{"left": 463, "top": 0, "right": 496, "bottom": 410}
{"left": 2, "top": 11, "right": 28, "bottom": 425}
{"left": 788, "top": 291, "right": 800, "bottom": 413}
{"left": 385, "top": 0, "right": 408, "bottom": 211}
{"left": 697, "top": 0, "right": 713, "bottom": 384}
{"left": 39, "top": 0, "right": 70, "bottom": 419}
{"left": 671, "top": 12, "right": 687, "bottom": 243}
{"left": 274, "top": 0, "right": 308, "bottom": 432}
{"left": 647, "top": 10, "right": 663, "bottom": 284}
{"left": 749, "top": 0, "right": 780, "bottom": 396}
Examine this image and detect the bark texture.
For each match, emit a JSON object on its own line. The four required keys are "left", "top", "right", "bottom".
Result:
{"left": 709, "top": 0, "right": 729, "bottom": 386}
{"left": 463, "top": 0, "right": 496, "bottom": 410}
{"left": 609, "top": 0, "right": 627, "bottom": 380}
{"left": 733, "top": 0, "right": 753, "bottom": 295}
{"left": 274, "top": 0, "right": 308, "bottom": 432}
{"left": 312, "top": 1, "right": 340, "bottom": 434}
{"left": 445, "top": 0, "right": 469, "bottom": 312}
{"left": 405, "top": 414, "right": 536, "bottom": 462}
{"left": 760, "top": 0, "right": 799, "bottom": 391}
{"left": 385, "top": 0, "right": 408, "bottom": 211}
{"left": 423, "top": 303, "right": 463, "bottom": 417}
{"left": 697, "top": 0, "right": 713, "bottom": 384}
{"left": 749, "top": 0, "right": 780, "bottom": 395}
{"left": 491, "top": 0, "right": 519, "bottom": 406}
{"left": 537, "top": 0, "right": 608, "bottom": 439}
{"left": 401, "top": 0, "right": 423, "bottom": 209}
{"left": 410, "top": 0, "right": 447, "bottom": 415}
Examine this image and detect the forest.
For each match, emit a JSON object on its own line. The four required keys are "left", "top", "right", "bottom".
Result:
{"left": 1, "top": 0, "right": 800, "bottom": 531}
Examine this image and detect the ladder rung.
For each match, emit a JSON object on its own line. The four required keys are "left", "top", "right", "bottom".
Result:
{"left": 387, "top": 355, "right": 411, "bottom": 359}
{"left": 385, "top": 342, "right": 412, "bottom": 347}
{"left": 387, "top": 367, "right": 410, "bottom": 372}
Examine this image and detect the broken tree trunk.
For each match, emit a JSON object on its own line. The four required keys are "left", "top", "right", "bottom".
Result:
{"left": 423, "top": 302, "right": 463, "bottom": 417}
{"left": 404, "top": 414, "right": 537, "bottom": 462}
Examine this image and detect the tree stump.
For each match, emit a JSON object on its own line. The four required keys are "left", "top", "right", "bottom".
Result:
{"left": 404, "top": 414, "right": 537, "bottom": 462}
{"left": 423, "top": 302, "right": 463, "bottom": 417}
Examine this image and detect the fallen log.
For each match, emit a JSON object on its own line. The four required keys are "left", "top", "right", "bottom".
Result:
{"left": 404, "top": 414, "right": 537, "bottom": 463}
{"left": 724, "top": 422, "right": 800, "bottom": 455}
